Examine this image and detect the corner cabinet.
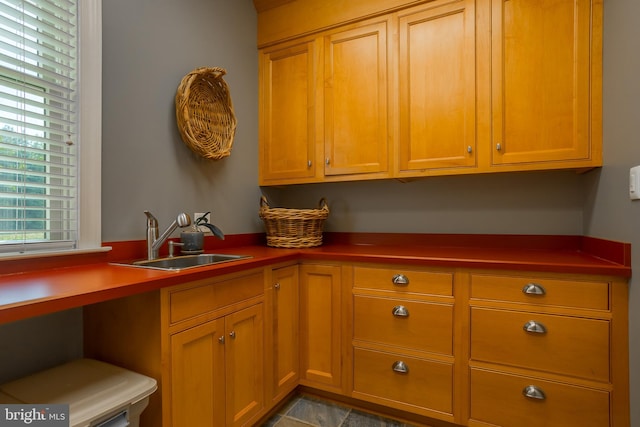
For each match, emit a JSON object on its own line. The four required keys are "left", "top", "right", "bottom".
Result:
{"left": 298, "top": 263, "right": 348, "bottom": 394}
{"left": 265, "top": 263, "right": 300, "bottom": 404}
{"left": 256, "top": 0, "right": 603, "bottom": 185}
{"left": 258, "top": 17, "right": 390, "bottom": 185}
{"left": 487, "top": 0, "right": 602, "bottom": 170}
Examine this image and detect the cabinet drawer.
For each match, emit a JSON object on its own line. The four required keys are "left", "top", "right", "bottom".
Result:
{"left": 470, "top": 368, "right": 610, "bottom": 427}
{"left": 353, "top": 266, "right": 453, "bottom": 296}
{"left": 354, "top": 347, "right": 453, "bottom": 415}
{"left": 169, "top": 272, "right": 264, "bottom": 325}
{"left": 354, "top": 295, "right": 453, "bottom": 355}
{"left": 470, "top": 274, "right": 609, "bottom": 310}
{"left": 471, "top": 307, "right": 610, "bottom": 382}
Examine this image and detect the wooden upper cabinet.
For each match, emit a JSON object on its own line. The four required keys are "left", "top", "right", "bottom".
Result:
{"left": 256, "top": 0, "right": 603, "bottom": 184}
{"left": 259, "top": 40, "right": 318, "bottom": 184}
{"left": 397, "top": 0, "right": 477, "bottom": 174}
{"left": 324, "top": 20, "right": 389, "bottom": 177}
{"left": 489, "top": 0, "right": 602, "bottom": 168}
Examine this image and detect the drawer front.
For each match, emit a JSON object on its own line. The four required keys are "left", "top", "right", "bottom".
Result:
{"left": 471, "top": 307, "right": 610, "bottom": 382}
{"left": 354, "top": 295, "right": 453, "bottom": 355}
{"left": 354, "top": 347, "right": 453, "bottom": 415}
{"left": 169, "top": 272, "right": 264, "bottom": 324}
{"left": 354, "top": 266, "right": 453, "bottom": 296}
{"left": 470, "top": 274, "right": 609, "bottom": 310}
{"left": 470, "top": 368, "right": 610, "bottom": 427}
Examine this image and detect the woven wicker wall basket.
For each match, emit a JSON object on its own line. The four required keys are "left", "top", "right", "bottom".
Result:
{"left": 175, "top": 67, "right": 237, "bottom": 160}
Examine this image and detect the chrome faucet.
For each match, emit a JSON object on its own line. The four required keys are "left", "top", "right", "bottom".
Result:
{"left": 144, "top": 210, "right": 192, "bottom": 260}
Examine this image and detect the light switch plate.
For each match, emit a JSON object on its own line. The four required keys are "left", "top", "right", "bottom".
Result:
{"left": 630, "top": 166, "right": 640, "bottom": 200}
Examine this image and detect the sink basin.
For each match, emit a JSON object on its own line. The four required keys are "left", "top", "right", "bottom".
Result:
{"left": 116, "top": 254, "right": 252, "bottom": 271}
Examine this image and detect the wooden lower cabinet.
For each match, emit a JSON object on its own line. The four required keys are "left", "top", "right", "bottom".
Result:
{"left": 171, "top": 304, "right": 264, "bottom": 427}
{"left": 84, "top": 268, "right": 268, "bottom": 427}
{"left": 350, "top": 263, "right": 457, "bottom": 423}
{"left": 265, "top": 264, "right": 300, "bottom": 404}
{"left": 467, "top": 271, "right": 629, "bottom": 427}
{"left": 84, "top": 261, "right": 629, "bottom": 427}
{"left": 298, "top": 263, "right": 347, "bottom": 393}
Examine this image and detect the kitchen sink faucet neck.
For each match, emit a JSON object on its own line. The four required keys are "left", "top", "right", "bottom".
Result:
{"left": 144, "top": 210, "right": 191, "bottom": 260}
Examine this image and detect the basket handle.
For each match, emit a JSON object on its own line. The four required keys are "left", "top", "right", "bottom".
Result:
{"left": 208, "top": 67, "right": 227, "bottom": 79}
{"left": 260, "top": 195, "right": 270, "bottom": 209}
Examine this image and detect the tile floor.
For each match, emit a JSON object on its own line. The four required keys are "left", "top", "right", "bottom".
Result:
{"left": 260, "top": 394, "right": 415, "bottom": 427}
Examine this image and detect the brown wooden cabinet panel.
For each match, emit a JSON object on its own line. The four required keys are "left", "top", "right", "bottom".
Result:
{"left": 397, "top": 0, "right": 477, "bottom": 173}
{"left": 259, "top": 40, "right": 318, "bottom": 184}
{"left": 266, "top": 265, "right": 299, "bottom": 403}
{"left": 170, "top": 318, "right": 226, "bottom": 427}
{"left": 324, "top": 20, "right": 389, "bottom": 176}
{"left": 469, "top": 368, "right": 610, "bottom": 427}
{"left": 299, "top": 263, "right": 344, "bottom": 393}
{"left": 353, "top": 347, "right": 453, "bottom": 416}
{"left": 225, "top": 304, "right": 265, "bottom": 426}
{"left": 489, "top": 0, "right": 601, "bottom": 168}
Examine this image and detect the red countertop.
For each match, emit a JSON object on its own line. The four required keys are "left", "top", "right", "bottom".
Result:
{"left": 0, "top": 232, "right": 631, "bottom": 325}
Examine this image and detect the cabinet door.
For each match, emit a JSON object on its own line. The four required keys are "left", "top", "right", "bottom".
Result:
{"left": 324, "top": 21, "right": 389, "bottom": 176}
{"left": 299, "top": 264, "right": 344, "bottom": 392}
{"left": 259, "top": 40, "right": 318, "bottom": 184}
{"left": 398, "top": 0, "right": 476, "bottom": 172}
{"left": 269, "top": 265, "right": 300, "bottom": 402}
{"left": 170, "top": 318, "right": 226, "bottom": 427}
{"left": 490, "top": 0, "right": 599, "bottom": 166}
{"left": 225, "top": 304, "right": 265, "bottom": 427}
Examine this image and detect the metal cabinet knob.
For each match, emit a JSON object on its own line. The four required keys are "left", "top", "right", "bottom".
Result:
{"left": 307, "top": 160, "right": 312, "bottom": 168}
{"left": 274, "top": 282, "right": 281, "bottom": 290}
{"left": 392, "top": 305, "right": 409, "bottom": 317}
{"left": 467, "top": 145, "right": 473, "bottom": 153}
{"left": 218, "top": 336, "right": 225, "bottom": 344}
{"left": 496, "top": 143, "right": 502, "bottom": 151}
{"left": 325, "top": 158, "right": 330, "bottom": 165}
{"left": 522, "top": 283, "right": 546, "bottom": 295}
{"left": 523, "top": 320, "right": 547, "bottom": 334}
{"left": 392, "top": 361, "right": 409, "bottom": 374}
{"left": 229, "top": 331, "right": 236, "bottom": 339}
{"left": 522, "top": 385, "right": 546, "bottom": 400}
{"left": 392, "top": 274, "right": 409, "bottom": 286}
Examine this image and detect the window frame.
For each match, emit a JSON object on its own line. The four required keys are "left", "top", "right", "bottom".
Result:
{"left": 0, "top": 0, "right": 103, "bottom": 258}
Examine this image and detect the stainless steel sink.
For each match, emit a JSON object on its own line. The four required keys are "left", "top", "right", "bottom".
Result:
{"left": 115, "top": 254, "right": 252, "bottom": 271}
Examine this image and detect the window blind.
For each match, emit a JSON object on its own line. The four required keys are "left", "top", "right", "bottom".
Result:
{"left": 0, "top": 0, "right": 78, "bottom": 253}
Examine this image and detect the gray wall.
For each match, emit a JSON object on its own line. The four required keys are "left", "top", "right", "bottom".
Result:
{"left": 1, "top": 1, "right": 637, "bottom": 425}
{"left": 101, "top": 0, "right": 262, "bottom": 241}
{"left": 585, "top": 0, "right": 640, "bottom": 424}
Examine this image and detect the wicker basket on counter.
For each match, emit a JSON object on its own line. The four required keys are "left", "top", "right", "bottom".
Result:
{"left": 175, "top": 67, "right": 237, "bottom": 160}
{"left": 259, "top": 196, "right": 329, "bottom": 248}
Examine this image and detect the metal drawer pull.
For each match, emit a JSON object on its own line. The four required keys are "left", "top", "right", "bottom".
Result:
{"left": 229, "top": 331, "right": 236, "bottom": 339}
{"left": 392, "top": 361, "right": 409, "bottom": 374}
{"left": 392, "top": 274, "right": 409, "bottom": 286}
{"left": 522, "top": 385, "right": 546, "bottom": 401}
{"left": 218, "top": 336, "right": 225, "bottom": 344}
{"left": 392, "top": 305, "right": 409, "bottom": 317}
{"left": 523, "top": 320, "right": 547, "bottom": 334}
{"left": 522, "top": 283, "right": 546, "bottom": 295}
